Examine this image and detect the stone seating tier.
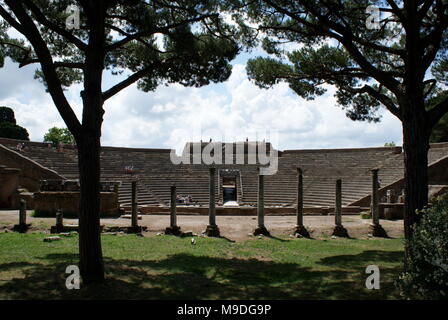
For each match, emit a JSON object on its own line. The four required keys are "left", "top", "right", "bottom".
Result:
{"left": 1, "top": 137, "right": 447, "bottom": 208}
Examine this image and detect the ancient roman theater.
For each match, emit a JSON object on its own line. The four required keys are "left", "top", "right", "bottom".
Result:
{"left": 2, "top": 137, "right": 448, "bottom": 224}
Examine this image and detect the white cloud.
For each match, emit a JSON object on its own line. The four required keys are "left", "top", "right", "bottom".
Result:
{"left": 0, "top": 58, "right": 403, "bottom": 152}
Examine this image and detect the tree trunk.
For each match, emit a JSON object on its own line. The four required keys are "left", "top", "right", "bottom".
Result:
{"left": 402, "top": 106, "right": 430, "bottom": 241}
{"left": 77, "top": 132, "right": 104, "bottom": 284}
{"left": 76, "top": 3, "right": 106, "bottom": 284}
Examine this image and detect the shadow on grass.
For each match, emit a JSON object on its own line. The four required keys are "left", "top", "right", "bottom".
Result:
{"left": 266, "top": 235, "right": 291, "bottom": 242}
{"left": 0, "top": 251, "right": 403, "bottom": 300}
{"left": 319, "top": 250, "right": 404, "bottom": 268}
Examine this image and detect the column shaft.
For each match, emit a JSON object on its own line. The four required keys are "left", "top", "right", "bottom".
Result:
{"left": 131, "top": 180, "right": 138, "bottom": 228}
{"left": 335, "top": 179, "right": 342, "bottom": 226}
{"left": 19, "top": 199, "right": 27, "bottom": 225}
{"left": 170, "top": 185, "right": 177, "bottom": 228}
{"left": 297, "top": 168, "right": 304, "bottom": 227}
{"left": 258, "top": 173, "right": 265, "bottom": 228}
{"left": 209, "top": 167, "right": 216, "bottom": 226}
{"left": 371, "top": 169, "right": 380, "bottom": 226}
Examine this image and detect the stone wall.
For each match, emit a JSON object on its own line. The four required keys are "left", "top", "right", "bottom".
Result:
{"left": 0, "top": 144, "right": 64, "bottom": 191}
{"left": 0, "top": 165, "right": 20, "bottom": 208}
{"left": 428, "top": 156, "right": 448, "bottom": 184}
{"left": 133, "top": 205, "right": 361, "bottom": 216}
{"left": 33, "top": 191, "right": 120, "bottom": 217}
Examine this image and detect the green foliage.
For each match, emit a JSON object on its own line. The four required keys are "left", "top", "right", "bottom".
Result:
{"left": 432, "top": 54, "right": 448, "bottom": 86}
{"left": 431, "top": 114, "right": 448, "bottom": 143}
{"left": 43, "top": 127, "right": 75, "bottom": 146}
{"left": 0, "top": 106, "right": 16, "bottom": 124}
{"left": 0, "top": 1, "right": 241, "bottom": 92}
{"left": 384, "top": 142, "right": 396, "bottom": 147}
{"left": 397, "top": 193, "right": 448, "bottom": 299}
{"left": 428, "top": 91, "right": 448, "bottom": 143}
{"left": 0, "top": 106, "right": 29, "bottom": 140}
{"left": 236, "top": 0, "right": 448, "bottom": 124}
{"left": 0, "top": 122, "right": 29, "bottom": 140}
{"left": 360, "top": 211, "right": 371, "bottom": 219}
{"left": 0, "top": 1, "right": 246, "bottom": 139}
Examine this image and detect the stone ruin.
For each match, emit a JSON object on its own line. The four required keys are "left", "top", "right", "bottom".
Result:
{"left": 0, "top": 136, "right": 448, "bottom": 219}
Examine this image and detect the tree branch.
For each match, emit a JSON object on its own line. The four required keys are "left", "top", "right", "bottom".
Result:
{"left": 102, "top": 60, "right": 172, "bottom": 101}
{"left": 0, "top": 40, "right": 29, "bottom": 53}
{"left": 0, "top": 4, "right": 25, "bottom": 33}
{"left": 4, "top": 0, "right": 82, "bottom": 136}
{"left": 347, "top": 84, "right": 402, "bottom": 119}
{"left": 262, "top": 0, "right": 403, "bottom": 96}
{"left": 18, "top": 58, "right": 84, "bottom": 69}
{"left": 105, "top": 13, "right": 218, "bottom": 52}
{"left": 428, "top": 95, "right": 448, "bottom": 128}
{"left": 22, "top": 0, "right": 87, "bottom": 51}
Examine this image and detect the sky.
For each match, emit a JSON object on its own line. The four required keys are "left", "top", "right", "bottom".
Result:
{"left": 0, "top": 51, "right": 403, "bottom": 153}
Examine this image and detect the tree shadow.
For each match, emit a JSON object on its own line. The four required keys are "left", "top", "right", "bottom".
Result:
{"left": 0, "top": 251, "right": 403, "bottom": 300}
{"left": 319, "top": 250, "right": 404, "bottom": 268}
{"left": 265, "top": 235, "right": 291, "bottom": 242}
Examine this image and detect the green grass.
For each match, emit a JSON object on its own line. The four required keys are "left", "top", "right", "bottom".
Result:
{"left": 0, "top": 232, "right": 405, "bottom": 300}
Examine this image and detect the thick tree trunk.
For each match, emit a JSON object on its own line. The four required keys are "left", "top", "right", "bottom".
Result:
{"left": 77, "top": 132, "right": 104, "bottom": 284}
{"left": 401, "top": 104, "right": 430, "bottom": 241}
{"left": 76, "top": 3, "right": 107, "bottom": 284}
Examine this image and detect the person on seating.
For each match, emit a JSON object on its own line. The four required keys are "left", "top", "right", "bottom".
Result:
{"left": 124, "top": 165, "right": 134, "bottom": 174}
{"left": 188, "top": 195, "right": 193, "bottom": 204}
{"left": 16, "top": 143, "right": 25, "bottom": 151}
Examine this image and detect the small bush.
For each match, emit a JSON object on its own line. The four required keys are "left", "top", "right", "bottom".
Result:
{"left": 397, "top": 193, "right": 448, "bottom": 299}
{"left": 360, "top": 210, "right": 371, "bottom": 219}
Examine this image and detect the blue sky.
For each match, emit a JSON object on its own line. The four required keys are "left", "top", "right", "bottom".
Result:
{"left": 0, "top": 50, "right": 403, "bottom": 152}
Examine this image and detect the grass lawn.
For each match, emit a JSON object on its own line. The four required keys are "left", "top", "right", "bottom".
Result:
{"left": 0, "top": 232, "right": 404, "bottom": 300}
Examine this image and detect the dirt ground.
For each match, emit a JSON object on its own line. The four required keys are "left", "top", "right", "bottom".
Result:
{"left": 0, "top": 210, "right": 404, "bottom": 241}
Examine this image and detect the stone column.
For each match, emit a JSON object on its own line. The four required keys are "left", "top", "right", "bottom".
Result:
{"left": 370, "top": 169, "right": 388, "bottom": 237}
{"left": 166, "top": 184, "right": 181, "bottom": 235}
{"left": 205, "top": 167, "right": 220, "bottom": 237}
{"left": 128, "top": 180, "right": 144, "bottom": 233}
{"left": 56, "top": 209, "right": 63, "bottom": 228}
{"left": 294, "top": 168, "right": 309, "bottom": 238}
{"left": 335, "top": 179, "right": 342, "bottom": 226}
{"left": 13, "top": 199, "right": 29, "bottom": 233}
{"left": 19, "top": 199, "right": 27, "bottom": 225}
{"left": 254, "top": 168, "right": 270, "bottom": 236}
{"left": 50, "top": 209, "right": 64, "bottom": 233}
{"left": 131, "top": 180, "right": 138, "bottom": 228}
{"left": 332, "top": 179, "right": 349, "bottom": 237}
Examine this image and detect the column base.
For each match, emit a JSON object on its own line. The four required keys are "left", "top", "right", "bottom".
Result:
{"left": 51, "top": 224, "right": 86, "bottom": 233}
{"left": 13, "top": 223, "right": 30, "bottom": 233}
{"left": 369, "top": 223, "right": 388, "bottom": 238}
{"left": 332, "top": 225, "right": 349, "bottom": 238}
{"left": 126, "top": 225, "right": 147, "bottom": 234}
{"left": 293, "top": 225, "right": 310, "bottom": 238}
{"left": 50, "top": 224, "right": 66, "bottom": 233}
{"left": 205, "top": 224, "right": 220, "bottom": 237}
{"left": 165, "top": 225, "right": 182, "bottom": 236}
{"left": 253, "top": 226, "right": 270, "bottom": 236}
